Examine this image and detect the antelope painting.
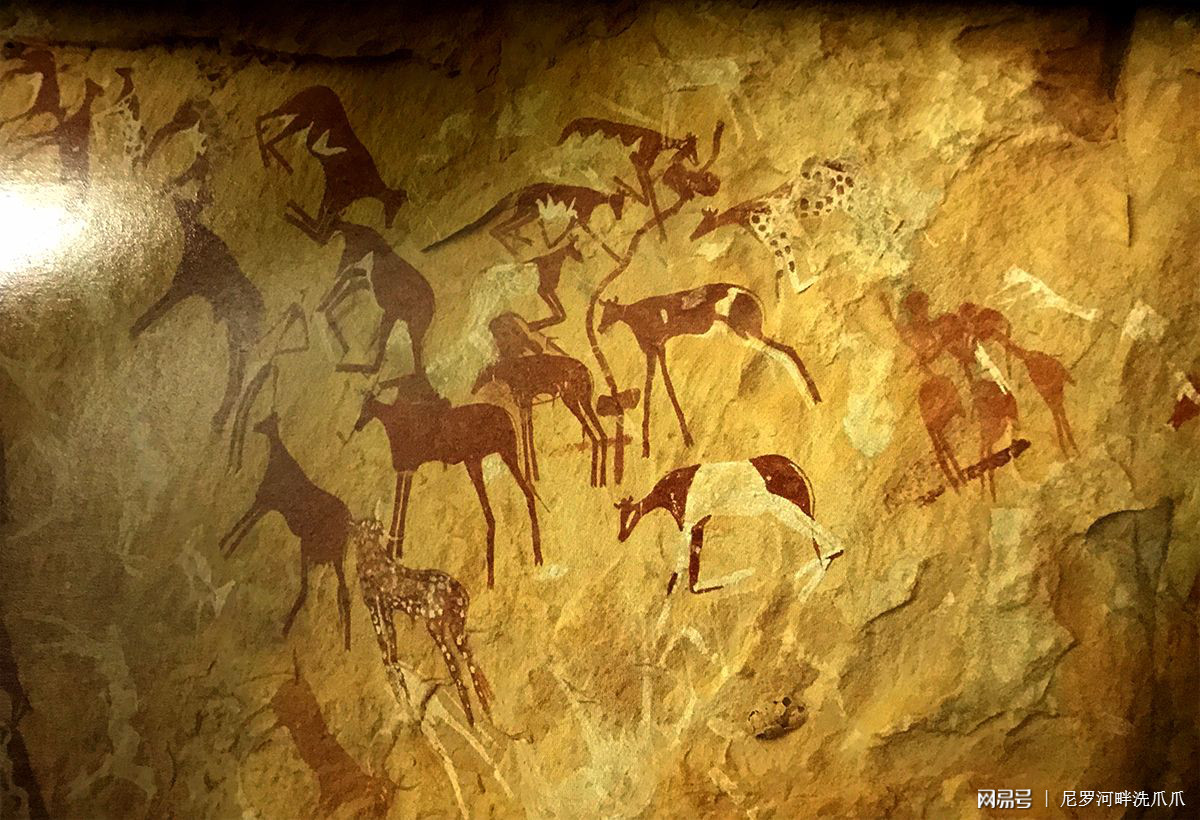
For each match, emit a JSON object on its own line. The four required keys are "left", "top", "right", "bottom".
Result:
{"left": 472, "top": 353, "right": 607, "bottom": 486}
{"left": 558, "top": 117, "right": 699, "bottom": 239}
{"left": 256, "top": 85, "right": 408, "bottom": 243}
{"left": 598, "top": 283, "right": 821, "bottom": 457}
{"left": 317, "top": 219, "right": 435, "bottom": 376}
{"left": 351, "top": 375, "right": 541, "bottom": 589}
{"left": 219, "top": 413, "right": 353, "bottom": 651}
{"left": 422, "top": 182, "right": 625, "bottom": 256}
{"left": 614, "top": 455, "right": 844, "bottom": 595}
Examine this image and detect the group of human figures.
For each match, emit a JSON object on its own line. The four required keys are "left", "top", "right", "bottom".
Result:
{"left": 884, "top": 288, "right": 1077, "bottom": 499}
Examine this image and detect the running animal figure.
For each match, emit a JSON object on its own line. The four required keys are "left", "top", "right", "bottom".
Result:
{"left": 317, "top": 219, "right": 435, "bottom": 376}
{"left": 0, "top": 48, "right": 65, "bottom": 130}
{"left": 558, "top": 117, "right": 699, "bottom": 240}
{"left": 690, "top": 159, "right": 858, "bottom": 296}
{"left": 598, "top": 283, "right": 821, "bottom": 457}
{"left": 422, "top": 182, "right": 625, "bottom": 256}
{"left": 256, "top": 85, "right": 408, "bottom": 242}
{"left": 12, "top": 78, "right": 102, "bottom": 187}
{"left": 472, "top": 353, "right": 607, "bottom": 486}
{"left": 614, "top": 455, "right": 844, "bottom": 595}
{"left": 220, "top": 413, "right": 353, "bottom": 651}
{"left": 131, "top": 194, "right": 265, "bottom": 431}
{"left": 351, "top": 517, "right": 493, "bottom": 727}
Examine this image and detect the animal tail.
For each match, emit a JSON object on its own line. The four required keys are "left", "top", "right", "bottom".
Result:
{"left": 422, "top": 193, "right": 513, "bottom": 252}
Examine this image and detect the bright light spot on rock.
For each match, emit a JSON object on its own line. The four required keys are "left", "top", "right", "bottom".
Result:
{"left": 0, "top": 183, "right": 89, "bottom": 277}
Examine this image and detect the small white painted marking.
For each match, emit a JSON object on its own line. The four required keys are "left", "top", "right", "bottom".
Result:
{"left": 1000, "top": 267, "right": 1099, "bottom": 321}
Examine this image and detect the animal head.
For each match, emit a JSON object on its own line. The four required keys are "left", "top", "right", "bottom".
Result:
{"left": 352, "top": 392, "right": 381, "bottom": 432}
{"left": 144, "top": 101, "right": 201, "bottom": 162}
{"left": 382, "top": 187, "right": 409, "bottom": 227}
{"left": 470, "top": 363, "right": 497, "bottom": 395}
{"left": 1170, "top": 374, "right": 1200, "bottom": 430}
{"left": 114, "top": 66, "right": 133, "bottom": 81}
{"left": 614, "top": 495, "right": 640, "bottom": 542}
{"left": 252, "top": 411, "right": 280, "bottom": 438}
{"left": 690, "top": 207, "right": 720, "bottom": 241}
{"left": 84, "top": 78, "right": 104, "bottom": 98}
{"left": 564, "top": 235, "right": 584, "bottom": 262}
{"left": 678, "top": 133, "right": 699, "bottom": 166}
{"left": 901, "top": 289, "right": 930, "bottom": 322}
{"left": 597, "top": 298, "right": 622, "bottom": 333}
{"left": 608, "top": 190, "right": 626, "bottom": 221}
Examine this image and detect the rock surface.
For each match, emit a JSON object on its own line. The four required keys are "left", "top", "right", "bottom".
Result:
{"left": 0, "top": 4, "right": 1197, "bottom": 818}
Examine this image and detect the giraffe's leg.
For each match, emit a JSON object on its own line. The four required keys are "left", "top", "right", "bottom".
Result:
{"left": 282, "top": 554, "right": 311, "bottom": 636}
{"left": 465, "top": 461, "right": 498, "bottom": 588}
{"left": 454, "top": 625, "right": 493, "bottom": 718}
{"left": 642, "top": 350, "right": 657, "bottom": 458}
{"left": 334, "top": 559, "right": 351, "bottom": 652}
{"left": 389, "top": 472, "right": 412, "bottom": 558}
{"left": 657, "top": 349, "right": 694, "bottom": 447}
{"left": 429, "top": 624, "right": 475, "bottom": 726}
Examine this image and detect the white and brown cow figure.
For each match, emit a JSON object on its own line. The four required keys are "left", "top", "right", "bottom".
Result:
{"left": 614, "top": 454, "right": 844, "bottom": 595}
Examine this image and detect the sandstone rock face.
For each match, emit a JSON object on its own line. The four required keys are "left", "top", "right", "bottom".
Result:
{"left": 0, "top": 4, "right": 1197, "bottom": 818}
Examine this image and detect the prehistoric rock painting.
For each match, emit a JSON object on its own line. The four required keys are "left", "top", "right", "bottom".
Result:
{"left": 488, "top": 312, "right": 568, "bottom": 359}
{"left": 614, "top": 455, "right": 843, "bottom": 595}
{"left": 12, "top": 77, "right": 102, "bottom": 187}
{"left": 0, "top": 47, "right": 65, "bottom": 130}
{"left": 580, "top": 119, "right": 725, "bottom": 482}
{"left": 351, "top": 374, "right": 541, "bottom": 589}
{"left": 352, "top": 517, "right": 493, "bottom": 727}
{"left": 883, "top": 289, "right": 1046, "bottom": 499}
{"left": 558, "top": 117, "right": 700, "bottom": 240}
{"left": 256, "top": 85, "right": 408, "bottom": 242}
{"left": 107, "top": 67, "right": 145, "bottom": 169}
{"left": 268, "top": 655, "right": 396, "bottom": 816}
{"left": 915, "top": 439, "right": 1032, "bottom": 507}
{"left": 690, "top": 158, "right": 858, "bottom": 295}
{"left": 220, "top": 413, "right": 352, "bottom": 651}
{"left": 1169, "top": 373, "right": 1200, "bottom": 430}
{"left": 227, "top": 303, "right": 310, "bottom": 471}
{"left": 598, "top": 283, "right": 820, "bottom": 457}
{"left": 141, "top": 98, "right": 221, "bottom": 191}
{"left": 525, "top": 238, "right": 584, "bottom": 330}
{"left": 422, "top": 182, "right": 625, "bottom": 256}
{"left": 131, "top": 192, "right": 265, "bottom": 431}
{"left": 472, "top": 353, "right": 607, "bottom": 486}
{"left": 316, "top": 219, "right": 434, "bottom": 376}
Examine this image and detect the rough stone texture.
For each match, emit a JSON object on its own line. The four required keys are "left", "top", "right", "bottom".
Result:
{"left": 0, "top": 3, "right": 1197, "bottom": 818}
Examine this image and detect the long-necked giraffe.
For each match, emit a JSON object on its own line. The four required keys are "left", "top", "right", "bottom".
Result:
{"left": 690, "top": 159, "right": 858, "bottom": 296}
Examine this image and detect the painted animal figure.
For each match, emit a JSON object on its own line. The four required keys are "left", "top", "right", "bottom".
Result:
{"left": 219, "top": 413, "right": 353, "bottom": 651}
{"left": 598, "top": 283, "right": 821, "bottom": 457}
{"left": 13, "top": 78, "right": 102, "bottom": 187}
{"left": 256, "top": 85, "right": 408, "bottom": 242}
{"left": 269, "top": 655, "right": 395, "bottom": 815}
{"left": 558, "top": 117, "right": 699, "bottom": 240}
{"left": 352, "top": 517, "right": 493, "bottom": 726}
{"left": 108, "top": 67, "right": 145, "bottom": 168}
{"left": 488, "top": 312, "right": 568, "bottom": 360}
{"left": 317, "top": 219, "right": 435, "bottom": 376}
{"left": 969, "top": 376, "right": 1019, "bottom": 500}
{"left": 422, "top": 182, "right": 624, "bottom": 256}
{"left": 1170, "top": 373, "right": 1200, "bottom": 430}
{"left": 1004, "top": 340, "right": 1075, "bottom": 456}
{"left": 614, "top": 455, "right": 843, "bottom": 595}
{"left": 0, "top": 48, "right": 65, "bottom": 130}
{"left": 526, "top": 238, "right": 584, "bottom": 330}
{"left": 690, "top": 159, "right": 857, "bottom": 296}
{"left": 131, "top": 195, "right": 265, "bottom": 431}
{"left": 472, "top": 353, "right": 607, "bottom": 486}
{"left": 141, "top": 98, "right": 221, "bottom": 191}
{"left": 352, "top": 375, "right": 541, "bottom": 589}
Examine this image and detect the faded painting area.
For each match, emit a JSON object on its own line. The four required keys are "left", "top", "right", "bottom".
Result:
{"left": 0, "top": 3, "right": 1197, "bottom": 818}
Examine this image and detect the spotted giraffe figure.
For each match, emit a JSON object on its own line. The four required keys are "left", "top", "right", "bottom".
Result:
{"left": 690, "top": 158, "right": 858, "bottom": 296}
{"left": 109, "top": 67, "right": 146, "bottom": 169}
{"left": 350, "top": 517, "right": 493, "bottom": 727}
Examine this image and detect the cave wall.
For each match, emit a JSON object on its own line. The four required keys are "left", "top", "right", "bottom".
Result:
{"left": 0, "top": 3, "right": 1197, "bottom": 817}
